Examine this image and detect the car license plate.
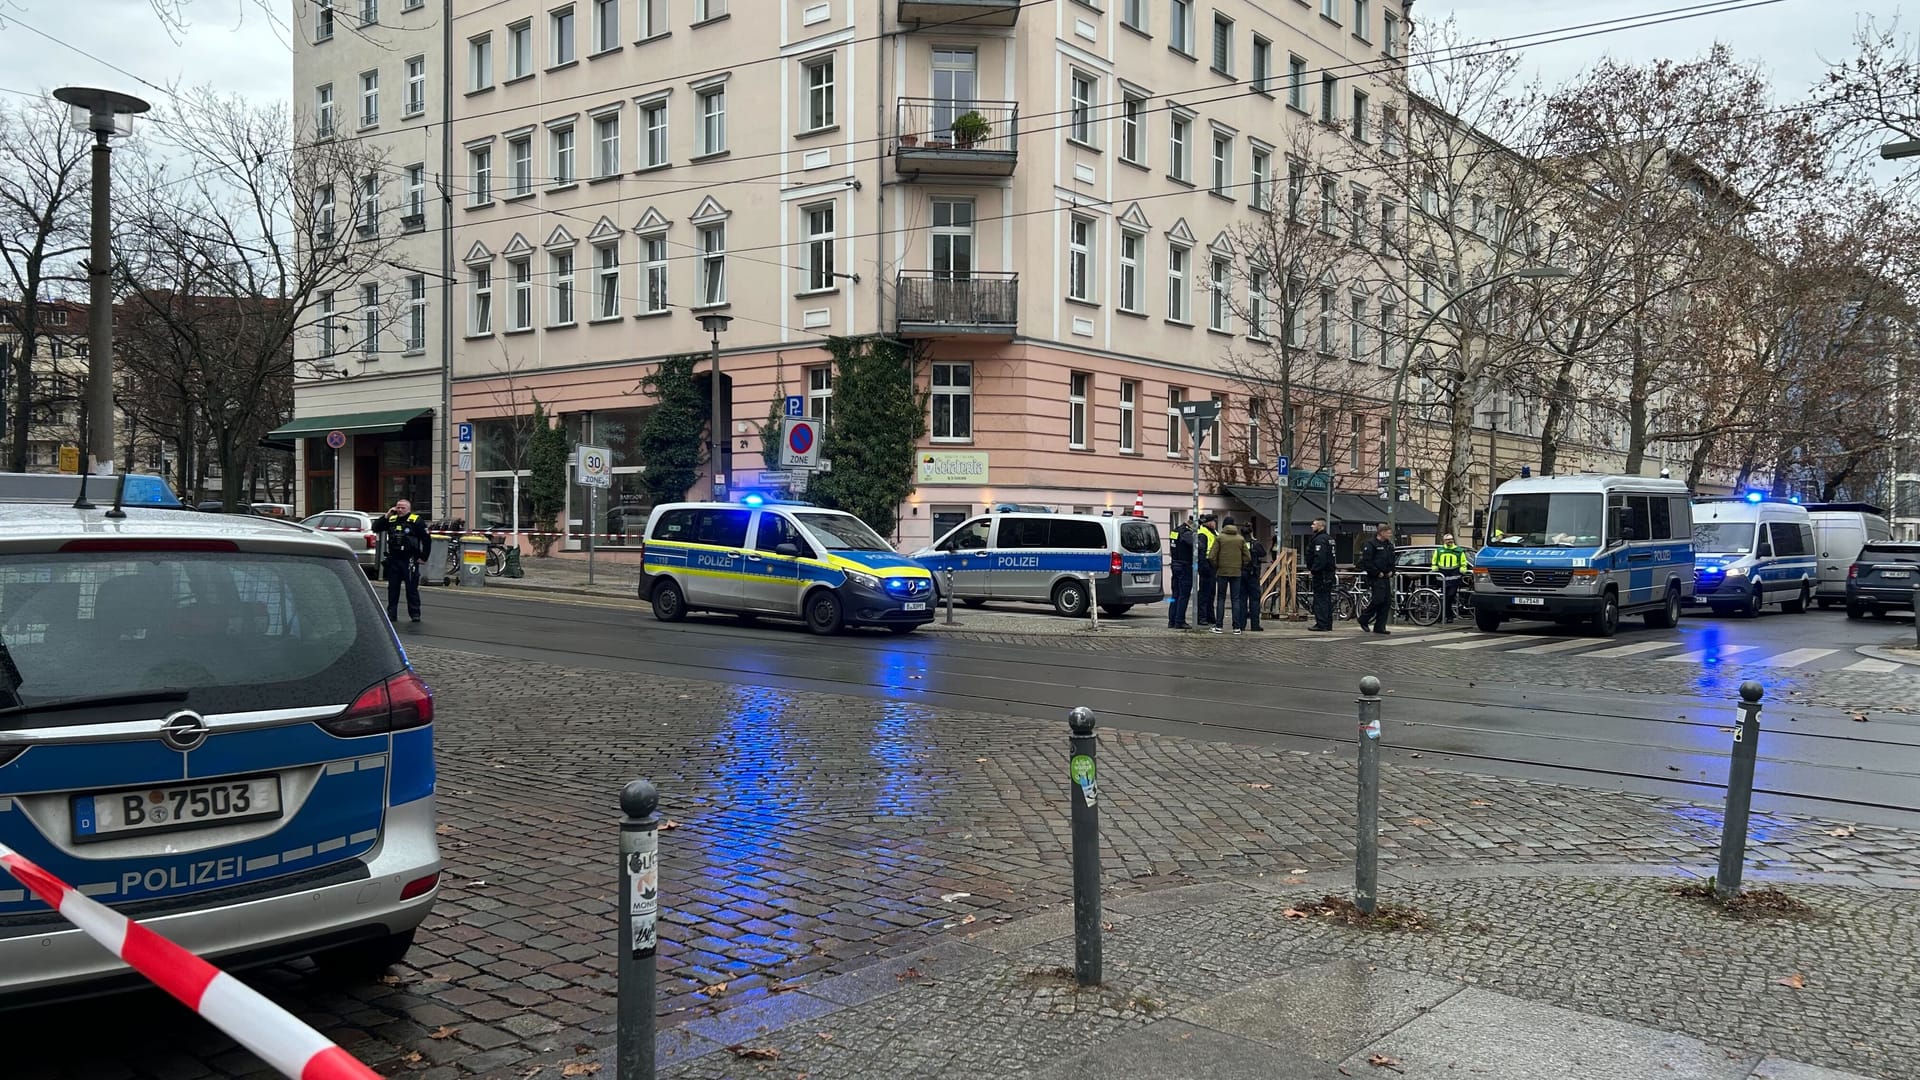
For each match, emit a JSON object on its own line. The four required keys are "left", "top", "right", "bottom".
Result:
{"left": 1512, "top": 596, "right": 1546, "bottom": 606}
{"left": 1132, "top": 574, "right": 1155, "bottom": 584}
{"left": 1882, "top": 570, "right": 1911, "bottom": 579}
{"left": 903, "top": 601, "right": 927, "bottom": 611}
{"left": 74, "top": 776, "right": 282, "bottom": 842}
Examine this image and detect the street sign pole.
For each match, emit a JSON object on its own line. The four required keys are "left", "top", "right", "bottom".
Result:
{"left": 587, "top": 485, "right": 596, "bottom": 586}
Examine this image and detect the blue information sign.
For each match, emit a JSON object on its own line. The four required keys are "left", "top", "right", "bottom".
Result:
{"left": 1276, "top": 455, "right": 1291, "bottom": 477}
{"left": 457, "top": 422, "right": 474, "bottom": 443}
{"left": 784, "top": 395, "right": 805, "bottom": 419}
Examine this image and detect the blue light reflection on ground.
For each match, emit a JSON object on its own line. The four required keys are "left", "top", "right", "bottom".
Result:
{"left": 1666, "top": 802, "right": 1782, "bottom": 844}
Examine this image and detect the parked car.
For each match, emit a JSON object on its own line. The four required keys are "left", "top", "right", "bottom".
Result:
{"left": 911, "top": 511, "right": 1164, "bottom": 617}
{"left": 301, "top": 509, "right": 383, "bottom": 578}
{"left": 1807, "top": 503, "right": 1892, "bottom": 608}
{"left": 193, "top": 500, "right": 261, "bottom": 515}
{"left": 250, "top": 503, "right": 296, "bottom": 518}
{"left": 1845, "top": 540, "right": 1920, "bottom": 619}
{"left": 0, "top": 501, "right": 441, "bottom": 1005}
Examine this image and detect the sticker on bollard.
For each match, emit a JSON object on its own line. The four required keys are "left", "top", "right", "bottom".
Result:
{"left": 1071, "top": 754, "right": 1098, "bottom": 807}
{"left": 624, "top": 831, "right": 659, "bottom": 957}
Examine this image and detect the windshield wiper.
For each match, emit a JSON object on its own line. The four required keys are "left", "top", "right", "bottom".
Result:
{"left": 0, "top": 688, "right": 190, "bottom": 718}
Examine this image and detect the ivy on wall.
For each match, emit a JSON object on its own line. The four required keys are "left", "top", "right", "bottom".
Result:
{"left": 637, "top": 353, "right": 707, "bottom": 505}
{"left": 809, "top": 336, "right": 927, "bottom": 538}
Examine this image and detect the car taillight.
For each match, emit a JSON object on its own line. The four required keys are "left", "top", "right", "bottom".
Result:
{"left": 365, "top": 532, "right": 377, "bottom": 550}
{"left": 322, "top": 671, "right": 435, "bottom": 737}
{"left": 1110, "top": 552, "right": 1123, "bottom": 574}
{"left": 1849, "top": 564, "right": 1860, "bottom": 579}
{"left": 399, "top": 871, "right": 441, "bottom": 901}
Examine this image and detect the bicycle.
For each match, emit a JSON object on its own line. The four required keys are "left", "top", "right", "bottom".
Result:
{"left": 1346, "top": 573, "right": 1444, "bottom": 627}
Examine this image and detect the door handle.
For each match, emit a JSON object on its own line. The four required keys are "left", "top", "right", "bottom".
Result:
{"left": 746, "top": 554, "right": 763, "bottom": 562}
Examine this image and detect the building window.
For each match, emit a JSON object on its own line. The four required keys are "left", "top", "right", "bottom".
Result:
{"left": 1379, "top": 200, "right": 1398, "bottom": 254}
{"left": 1068, "top": 215, "right": 1094, "bottom": 303}
{"left": 508, "top": 20, "right": 533, "bottom": 78}
{"left": 1354, "top": 0, "right": 1371, "bottom": 39}
{"left": 593, "top": 242, "right": 620, "bottom": 319}
{"left": 1210, "top": 132, "right": 1232, "bottom": 196}
{"left": 932, "top": 362, "right": 972, "bottom": 442}
{"left": 807, "top": 365, "right": 833, "bottom": 427}
{"left": 1249, "top": 269, "right": 1269, "bottom": 339}
{"left": 551, "top": 250, "right": 576, "bottom": 324}
{"left": 361, "top": 283, "right": 379, "bottom": 358}
{"left": 1167, "top": 243, "right": 1190, "bottom": 322}
{"left": 642, "top": 236, "right": 668, "bottom": 312}
{"left": 1384, "top": 12, "right": 1400, "bottom": 56}
{"left": 1247, "top": 398, "right": 1262, "bottom": 463}
{"left": 1166, "top": 388, "right": 1184, "bottom": 456}
{"left": 551, "top": 5, "right": 576, "bottom": 65}
{"left": 1121, "top": 0, "right": 1144, "bottom": 32}
{"left": 1320, "top": 75, "right": 1338, "bottom": 125}
{"left": 1320, "top": 177, "right": 1338, "bottom": 234}
{"left": 404, "top": 56, "right": 426, "bottom": 117}
{"left": 805, "top": 56, "right": 835, "bottom": 131}
{"left": 469, "top": 35, "right": 493, "bottom": 90}
{"left": 698, "top": 86, "right": 726, "bottom": 155}
{"left": 509, "top": 257, "right": 533, "bottom": 330}
{"left": 1068, "top": 371, "right": 1090, "bottom": 449}
{"left": 1381, "top": 106, "right": 1401, "bottom": 157}
{"left": 1318, "top": 284, "right": 1335, "bottom": 353}
{"left": 1287, "top": 55, "right": 1307, "bottom": 109}
{"left": 643, "top": 100, "right": 669, "bottom": 166}
{"left": 1284, "top": 276, "right": 1304, "bottom": 347}
{"left": 1211, "top": 14, "right": 1232, "bottom": 73}
{"left": 317, "top": 0, "right": 334, "bottom": 41}
{"left": 1250, "top": 147, "right": 1271, "bottom": 210}
{"left": 1352, "top": 90, "right": 1370, "bottom": 142}
{"left": 1120, "top": 92, "right": 1145, "bottom": 164}
{"left": 1118, "top": 229, "right": 1143, "bottom": 313}
{"left": 698, "top": 224, "right": 726, "bottom": 305}
{"left": 469, "top": 145, "right": 492, "bottom": 203}
{"left": 1169, "top": 0, "right": 1192, "bottom": 54}
{"left": 1350, "top": 293, "right": 1368, "bottom": 359}
{"left": 639, "top": 0, "right": 667, "bottom": 37}
{"left": 1208, "top": 393, "right": 1224, "bottom": 460}
{"left": 595, "top": 112, "right": 620, "bottom": 176}
{"left": 551, "top": 124, "right": 576, "bottom": 185}
{"left": 1377, "top": 301, "right": 1396, "bottom": 366}
{"left": 315, "top": 184, "right": 335, "bottom": 242}
{"left": 360, "top": 0, "right": 377, "bottom": 25}
{"left": 358, "top": 172, "right": 379, "bottom": 234}
{"left": 933, "top": 198, "right": 974, "bottom": 278}
{"left": 469, "top": 264, "right": 493, "bottom": 334}
{"left": 359, "top": 70, "right": 378, "bottom": 127}
{"left": 1118, "top": 379, "right": 1138, "bottom": 452}
{"left": 1209, "top": 257, "right": 1230, "bottom": 332}
{"left": 318, "top": 290, "right": 335, "bottom": 355}
{"left": 1322, "top": 0, "right": 1339, "bottom": 21}
{"left": 696, "top": 0, "right": 726, "bottom": 18}
{"left": 804, "top": 202, "right": 835, "bottom": 292}
{"left": 509, "top": 135, "right": 533, "bottom": 196}
{"left": 1252, "top": 36, "right": 1271, "bottom": 92}
{"left": 405, "top": 275, "right": 426, "bottom": 351}
{"left": 1350, "top": 183, "right": 1369, "bottom": 245}
{"left": 1168, "top": 114, "right": 1191, "bottom": 182}
{"left": 1350, "top": 414, "right": 1363, "bottom": 469}
{"left": 592, "top": 0, "right": 618, "bottom": 52}
{"left": 1070, "top": 71, "right": 1096, "bottom": 145}
{"left": 315, "top": 84, "right": 334, "bottom": 137}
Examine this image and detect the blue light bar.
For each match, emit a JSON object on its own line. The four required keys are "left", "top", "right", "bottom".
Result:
{"left": 1744, "top": 491, "right": 1764, "bottom": 504}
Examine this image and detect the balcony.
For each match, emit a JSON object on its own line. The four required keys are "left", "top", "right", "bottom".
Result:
{"left": 895, "top": 272, "right": 1017, "bottom": 338}
{"left": 895, "top": 98, "right": 1018, "bottom": 177}
{"left": 898, "top": 0, "right": 1020, "bottom": 27}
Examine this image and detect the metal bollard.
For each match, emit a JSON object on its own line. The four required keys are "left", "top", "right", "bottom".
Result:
{"left": 618, "top": 780, "right": 661, "bottom": 1080}
{"left": 1714, "top": 682, "right": 1764, "bottom": 901}
{"left": 1355, "top": 676, "right": 1383, "bottom": 915}
{"left": 944, "top": 568, "right": 958, "bottom": 626}
{"left": 1067, "top": 706, "right": 1102, "bottom": 986}
{"left": 1087, "top": 572, "right": 1099, "bottom": 632}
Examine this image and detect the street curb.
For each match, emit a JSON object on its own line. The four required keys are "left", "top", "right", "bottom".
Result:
{"left": 1857, "top": 644, "right": 1920, "bottom": 668}
{"left": 477, "top": 581, "right": 637, "bottom": 602}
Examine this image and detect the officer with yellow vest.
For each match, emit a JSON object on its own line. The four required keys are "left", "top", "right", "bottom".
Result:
{"left": 1195, "top": 514, "right": 1220, "bottom": 628}
{"left": 373, "top": 498, "right": 432, "bottom": 624}
{"left": 1431, "top": 533, "right": 1468, "bottom": 624}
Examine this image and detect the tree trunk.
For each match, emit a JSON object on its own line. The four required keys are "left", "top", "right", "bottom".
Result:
{"left": 1537, "top": 355, "right": 1577, "bottom": 476}
{"left": 1623, "top": 349, "right": 1653, "bottom": 474}
{"left": 9, "top": 347, "right": 30, "bottom": 473}
{"left": 1686, "top": 433, "right": 1716, "bottom": 491}
{"left": 1437, "top": 382, "right": 1478, "bottom": 534}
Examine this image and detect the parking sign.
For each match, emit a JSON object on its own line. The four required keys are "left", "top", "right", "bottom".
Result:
{"left": 784, "top": 395, "right": 805, "bottom": 419}
{"left": 1277, "top": 455, "right": 1290, "bottom": 477}
{"left": 457, "top": 422, "right": 474, "bottom": 444}
{"left": 780, "top": 418, "right": 820, "bottom": 468}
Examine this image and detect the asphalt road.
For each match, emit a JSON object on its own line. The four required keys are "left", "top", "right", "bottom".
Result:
{"left": 411, "top": 590, "right": 1920, "bottom": 829}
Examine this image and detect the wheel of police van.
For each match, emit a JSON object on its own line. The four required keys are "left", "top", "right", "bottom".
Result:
{"left": 651, "top": 579, "right": 688, "bottom": 622}
{"left": 1644, "top": 586, "right": 1682, "bottom": 630}
{"left": 962, "top": 597, "right": 987, "bottom": 609}
{"left": 1742, "top": 585, "right": 1764, "bottom": 619}
{"left": 1474, "top": 609, "right": 1503, "bottom": 633}
{"left": 1052, "top": 579, "right": 1091, "bottom": 618}
{"left": 1592, "top": 590, "right": 1621, "bottom": 638}
{"left": 1101, "top": 604, "right": 1133, "bottom": 617}
{"left": 1783, "top": 584, "right": 1809, "bottom": 614}
{"left": 804, "top": 589, "right": 844, "bottom": 635}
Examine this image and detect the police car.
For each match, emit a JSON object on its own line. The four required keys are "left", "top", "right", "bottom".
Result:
{"left": 638, "top": 498, "right": 936, "bottom": 634}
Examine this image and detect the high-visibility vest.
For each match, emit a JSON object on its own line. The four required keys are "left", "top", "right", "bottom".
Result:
{"left": 1432, "top": 545, "right": 1466, "bottom": 572}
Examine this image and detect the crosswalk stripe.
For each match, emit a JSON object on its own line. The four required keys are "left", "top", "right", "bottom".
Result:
{"left": 1658, "top": 645, "right": 1758, "bottom": 663}
{"left": 1432, "top": 635, "right": 1523, "bottom": 650}
{"left": 1365, "top": 630, "right": 1480, "bottom": 646}
{"left": 1504, "top": 638, "right": 1594, "bottom": 655}
{"left": 1580, "top": 641, "right": 1685, "bottom": 660}
{"left": 1760, "top": 648, "right": 1839, "bottom": 668}
{"left": 1843, "top": 659, "right": 1905, "bottom": 673}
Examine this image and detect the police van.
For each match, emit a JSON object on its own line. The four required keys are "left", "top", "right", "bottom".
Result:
{"left": 1472, "top": 474, "right": 1695, "bottom": 637}
{"left": 1689, "top": 494, "right": 1818, "bottom": 617}
{"left": 910, "top": 511, "right": 1164, "bottom": 618}
{"left": 638, "top": 498, "right": 935, "bottom": 634}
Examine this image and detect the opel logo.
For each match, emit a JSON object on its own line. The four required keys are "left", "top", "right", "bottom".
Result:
{"left": 160, "top": 710, "right": 210, "bottom": 752}
{"left": 1522, "top": 570, "right": 1537, "bottom": 585}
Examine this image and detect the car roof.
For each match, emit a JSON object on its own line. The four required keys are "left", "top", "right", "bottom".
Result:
{"left": 1693, "top": 500, "right": 1810, "bottom": 522}
{"left": 0, "top": 505, "right": 351, "bottom": 559}
{"left": 649, "top": 501, "right": 853, "bottom": 516}
{"left": 1492, "top": 474, "right": 1691, "bottom": 496}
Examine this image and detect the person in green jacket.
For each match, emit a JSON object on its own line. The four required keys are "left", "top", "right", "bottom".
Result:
{"left": 1431, "top": 533, "right": 1468, "bottom": 624}
{"left": 1210, "top": 518, "right": 1250, "bottom": 634}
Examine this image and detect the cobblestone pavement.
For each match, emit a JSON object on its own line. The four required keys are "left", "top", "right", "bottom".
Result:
{"left": 14, "top": 647, "right": 1920, "bottom": 1079}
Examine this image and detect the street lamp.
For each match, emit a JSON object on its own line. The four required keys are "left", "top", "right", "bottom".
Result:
{"left": 1480, "top": 407, "right": 1507, "bottom": 510}
{"left": 54, "top": 87, "right": 149, "bottom": 475}
{"left": 697, "top": 313, "right": 733, "bottom": 498}
{"left": 1384, "top": 265, "right": 1569, "bottom": 537}
{"left": 1881, "top": 139, "right": 1920, "bottom": 161}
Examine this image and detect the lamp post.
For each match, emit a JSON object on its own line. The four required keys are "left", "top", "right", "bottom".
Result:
{"left": 53, "top": 87, "right": 149, "bottom": 476}
{"left": 1480, "top": 407, "right": 1507, "bottom": 512}
{"left": 1384, "top": 265, "right": 1568, "bottom": 537}
{"left": 697, "top": 313, "right": 733, "bottom": 499}
{"left": 1880, "top": 139, "right": 1920, "bottom": 161}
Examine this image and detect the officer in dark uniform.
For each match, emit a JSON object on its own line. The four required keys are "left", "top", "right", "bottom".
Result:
{"left": 1242, "top": 528, "right": 1266, "bottom": 631}
{"left": 1196, "top": 513, "right": 1219, "bottom": 628}
{"left": 1357, "top": 523, "right": 1397, "bottom": 635}
{"left": 1306, "top": 518, "right": 1337, "bottom": 631}
{"left": 372, "top": 498, "right": 432, "bottom": 623}
{"left": 1168, "top": 516, "right": 1195, "bottom": 629}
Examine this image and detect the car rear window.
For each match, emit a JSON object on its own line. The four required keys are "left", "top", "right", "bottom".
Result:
{"left": 1119, "top": 520, "right": 1160, "bottom": 554}
{"left": 0, "top": 551, "right": 403, "bottom": 726}
{"left": 1862, "top": 543, "right": 1920, "bottom": 563}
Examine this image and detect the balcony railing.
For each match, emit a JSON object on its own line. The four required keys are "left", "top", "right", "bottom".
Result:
{"left": 895, "top": 98, "right": 1018, "bottom": 176}
{"left": 898, "top": 0, "right": 1020, "bottom": 27}
{"left": 895, "top": 272, "right": 1018, "bottom": 337}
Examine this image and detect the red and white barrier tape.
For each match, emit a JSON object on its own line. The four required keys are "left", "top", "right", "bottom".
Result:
{"left": 0, "top": 842, "right": 380, "bottom": 1080}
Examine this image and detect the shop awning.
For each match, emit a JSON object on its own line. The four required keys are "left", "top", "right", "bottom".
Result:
{"left": 1225, "top": 484, "right": 1440, "bottom": 533}
{"left": 268, "top": 408, "right": 434, "bottom": 441}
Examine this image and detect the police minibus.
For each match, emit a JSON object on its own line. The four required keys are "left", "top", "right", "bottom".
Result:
{"left": 1690, "top": 494, "right": 1818, "bottom": 617}
{"left": 910, "top": 511, "right": 1164, "bottom": 618}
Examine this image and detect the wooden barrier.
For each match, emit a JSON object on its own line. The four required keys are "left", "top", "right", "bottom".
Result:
{"left": 1261, "top": 548, "right": 1298, "bottom": 619}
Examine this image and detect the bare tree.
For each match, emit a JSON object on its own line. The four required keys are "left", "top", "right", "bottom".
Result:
{"left": 1817, "top": 16, "right": 1920, "bottom": 161}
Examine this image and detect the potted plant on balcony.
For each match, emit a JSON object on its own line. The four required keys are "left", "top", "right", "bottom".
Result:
{"left": 950, "top": 110, "right": 991, "bottom": 149}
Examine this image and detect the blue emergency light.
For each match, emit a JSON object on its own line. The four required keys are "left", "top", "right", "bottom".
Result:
{"left": 1744, "top": 491, "right": 1764, "bottom": 504}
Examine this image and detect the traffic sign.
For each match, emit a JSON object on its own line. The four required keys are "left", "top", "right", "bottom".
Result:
{"left": 325, "top": 430, "right": 347, "bottom": 450}
{"left": 576, "top": 444, "right": 613, "bottom": 489}
{"left": 1276, "top": 455, "right": 1291, "bottom": 478}
{"left": 784, "top": 395, "right": 805, "bottom": 419}
{"left": 457, "top": 422, "right": 474, "bottom": 444}
{"left": 456, "top": 449, "right": 472, "bottom": 472}
{"left": 1179, "top": 399, "right": 1222, "bottom": 423}
{"left": 781, "top": 418, "right": 820, "bottom": 468}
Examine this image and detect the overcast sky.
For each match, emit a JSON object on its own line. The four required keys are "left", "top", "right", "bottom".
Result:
{"left": 0, "top": 1, "right": 1902, "bottom": 125}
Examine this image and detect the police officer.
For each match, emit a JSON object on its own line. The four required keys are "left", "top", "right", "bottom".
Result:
{"left": 1168, "top": 516, "right": 1195, "bottom": 630}
{"left": 1357, "top": 523, "right": 1396, "bottom": 635}
{"left": 1306, "top": 518, "right": 1337, "bottom": 632}
{"left": 1431, "top": 532, "right": 1468, "bottom": 624}
{"left": 373, "top": 498, "right": 432, "bottom": 623}
{"left": 1196, "top": 513, "right": 1219, "bottom": 628}
{"left": 1242, "top": 527, "right": 1267, "bottom": 632}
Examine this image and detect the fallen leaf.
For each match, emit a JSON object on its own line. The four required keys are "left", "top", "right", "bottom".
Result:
{"left": 897, "top": 967, "right": 924, "bottom": 981}
{"left": 699, "top": 981, "right": 730, "bottom": 996}
{"left": 959, "top": 914, "right": 977, "bottom": 925}
{"left": 975, "top": 757, "right": 990, "bottom": 763}
{"left": 1777, "top": 973, "right": 1807, "bottom": 989}
{"left": 940, "top": 892, "right": 972, "bottom": 902}
{"left": 660, "top": 820, "right": 681, "bottom": 831}
{"left": 769, "top": 981, "right": 800, "bottom": 993}
{"left": 1406, "top": 817, "right": 1435, "bottom": 826}
{"left": 1468, "top": 800, "right": 1491, "bottom": 807}
{"left": 1852, "top": 713, "right": 1870, "bottom": 723}
{"left": 429, "top": 1026, "right": 459, "bottom": 1040}
{"left": 1367, "top": 1052, "right": 1406, "bottom": 1072}
{"left": 1829, "top": 826, "right": 1857, "bottom": 838}
{"left": 561, "top": 1064, "right": 601, "bottom": 1077}
{"left": 1283, "top": 908, "right": 1309, "bottom": 918}
{"left": 1289, "top": 868, "right": 1309, "bottom": 875}
{"left": 726, "top": 1045, "right": 781, "bottom": 1060}
{"left": 401, "top": 1052, "right": 424, "bottom": 1065}
{"left": 1249, "top": 783, "right": 1273, "bottom": 790}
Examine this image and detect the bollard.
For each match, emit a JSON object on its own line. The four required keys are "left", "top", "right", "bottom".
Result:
{"left": 944, "top": 568, "right": 958, "bottom": 626}
{"left": 1714, "top": 682, "right": 1764, "bottom": 901}
{"left": 1355, "top": 676, "right": 1383, "bottom": 915}
{"left": 1087, "top": 572, "right": 1099, "bottom": 632}
{"left": 617, "top": 780, "right": 661, "bottom": 1080}
{"left": 1067, "top": 706, "right": 1102, "bottom": 986}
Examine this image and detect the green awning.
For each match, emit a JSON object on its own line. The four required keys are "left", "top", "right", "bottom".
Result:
{"left": 268, "top": 408, "right": 433, "bottom": 441}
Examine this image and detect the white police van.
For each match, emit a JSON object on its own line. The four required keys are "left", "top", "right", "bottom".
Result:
{"left": 911, "top": 511, "right": 1164, "bottom": 617}
{"left": 1472, "top": 474, "right": 1695, "bottom": 637}
{"left": 1689, "top": 494, "right": 1818, "bottom": 617}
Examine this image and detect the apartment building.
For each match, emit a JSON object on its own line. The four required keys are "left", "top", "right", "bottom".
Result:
{"left": 285, "top": 0, "right": 452, "bottom": 517}
{"left": 0, "top": 300, "right": 176, "bottom": 476}
{"left": 446, "top": 0, "right": 1418, "bottom": 551}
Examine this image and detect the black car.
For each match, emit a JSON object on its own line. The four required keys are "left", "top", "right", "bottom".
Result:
{"left": 1845, "top": 541, "right": 1920, "bottom": 619}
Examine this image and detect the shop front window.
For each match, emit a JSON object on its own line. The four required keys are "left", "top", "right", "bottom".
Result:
{"left": 565, "top": 408, "right": 652, "bottom": 548}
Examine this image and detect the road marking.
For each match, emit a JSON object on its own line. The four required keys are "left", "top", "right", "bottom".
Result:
{"left": 1580, "top": 641, "right": 1685, "bottom": 660}
{"left": 1503, "top": 637, "right": 1596, "bottom": 655}
{"left": 1758, "top": 647, "right": 1839, "bottom": 668}
{"left": 1364, "top": 630, "right": 1480, "bottom": 646}
{"left": 1657, "top": 645, "right": 1758, "bottom": 663}
{"left": 1843, "top": 658, "right": 1906, "bottom": 673}
{"left": 1431, "top": 635, "right": 1523, "bottom": 650}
